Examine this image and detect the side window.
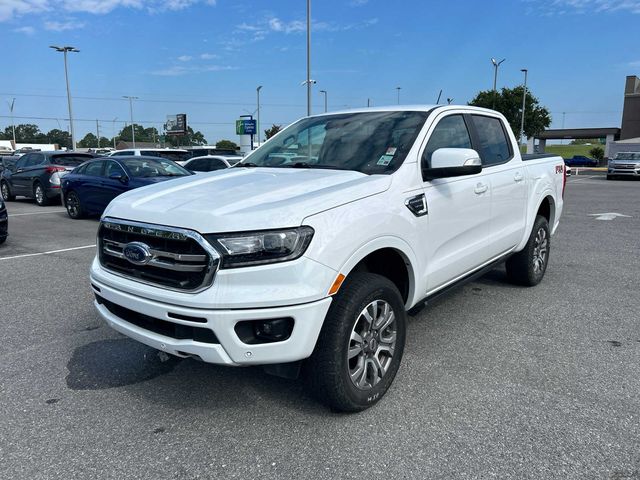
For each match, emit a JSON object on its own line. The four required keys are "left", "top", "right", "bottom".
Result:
{"left": 84, "top": 161, "right": 104, "bottom": 177}
{"left": 105, "top": 161, "right": 125, "bottom": 177}
{"left": 74, "top": 164, "right": 87, "bottom": 175}
{"left": 470, "top": 115, "right": 512, "bottom": 166}
{"left": 16, "top": 155, "right": 31, "bottom": 168}
{"left": 187, "top": 159, "right": 205, "bottom": 170}
{"left": 421, "top": 115, "right": 472, "bottom": 169}
{"left": 31, "top": 154, "right": 46, "bottom": 166}
{"left": 112, "top": 151, "right": 129, "bottom": 157}
{"left": 207, "top": 159, "right": 227, "bottom": 171}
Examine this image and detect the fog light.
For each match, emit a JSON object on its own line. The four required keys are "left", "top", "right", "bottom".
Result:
{"left": 234, "top": 318, "right": 294, "bottom": 344}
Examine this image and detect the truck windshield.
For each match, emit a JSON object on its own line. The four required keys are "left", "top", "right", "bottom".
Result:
{"left": 242, "top": 111, "right": 429, "bottom": 174}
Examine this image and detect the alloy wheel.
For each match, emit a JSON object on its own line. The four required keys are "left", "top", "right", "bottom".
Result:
{"left": 348, "top": 299, "right": 397, "bottom": 390}
{"left": 532, "top": 227, "right": 548, "bottom": 274}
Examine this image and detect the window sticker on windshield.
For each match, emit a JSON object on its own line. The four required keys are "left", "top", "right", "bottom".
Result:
{"left": 377, "top": 154, "right": 394, "bottom": 166}
{"left": 385, "top": 147, "right": 397, "bottom": 156}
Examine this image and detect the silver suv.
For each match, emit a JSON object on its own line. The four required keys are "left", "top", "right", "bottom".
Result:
{"left": 608, "top": 152, "right": 640, "bottom": 180}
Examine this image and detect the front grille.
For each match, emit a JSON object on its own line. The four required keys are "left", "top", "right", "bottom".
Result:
{"left": 98, "top": 218, "right": 220, "bottom": 292}
{"left": 96, "top": 294, "right": 219, "bottom": 344}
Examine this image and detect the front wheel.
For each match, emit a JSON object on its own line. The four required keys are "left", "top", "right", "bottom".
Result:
{"left": 1, "top": 181, "right": 14, "bottom": 201}
{"left": 65, "top": 191, "right": 84, "bottom": 219}
{"left": 34, "top": 182, "right": 50, "bottom": 206}
{"left": 506, "top": 215, "right": 550, "bottom": 286}
{"left": 307, "top": 272, "right": 407, "bottom": 412}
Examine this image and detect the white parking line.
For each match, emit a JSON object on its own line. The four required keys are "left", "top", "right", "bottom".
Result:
{"left": 8, "top": 210, "right": 67, "bottom": 217}
{"left": 0, "top": 244, "right": 96, "bottom": 261}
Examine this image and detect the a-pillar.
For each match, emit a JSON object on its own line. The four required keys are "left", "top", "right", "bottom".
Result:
{"left": 604, "top": 134, "right": 615, "bottom": 159}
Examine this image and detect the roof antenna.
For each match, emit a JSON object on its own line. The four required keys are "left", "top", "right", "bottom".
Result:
{"left": 436, "top": 89, "right": 442, "bottom": 104}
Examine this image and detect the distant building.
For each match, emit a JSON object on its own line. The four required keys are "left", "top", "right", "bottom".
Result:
{"left": 621, "top": 76, "right": 640, "bottom": 140}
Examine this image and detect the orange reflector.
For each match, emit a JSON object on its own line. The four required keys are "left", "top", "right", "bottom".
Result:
{"left": 328, "top": 273, "right": 346, "bottom": 296}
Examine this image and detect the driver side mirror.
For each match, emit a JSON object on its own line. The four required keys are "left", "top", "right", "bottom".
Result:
{"left": 422, "top": 148, "right": 482, "bottom": 180}
{"left": 109, "top": 172, "right": 128, "bottom": 184}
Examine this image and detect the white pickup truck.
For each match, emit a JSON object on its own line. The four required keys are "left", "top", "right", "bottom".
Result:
{"left": 90, "top": 105, "right": 566, "bottom": 412}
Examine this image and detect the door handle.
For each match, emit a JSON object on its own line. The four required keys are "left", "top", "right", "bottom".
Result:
{"left": 514, "top": 172, "right": 524, "bottom": 182}
{"left": 474, "top": 183, "right": 488, "bottom": 195}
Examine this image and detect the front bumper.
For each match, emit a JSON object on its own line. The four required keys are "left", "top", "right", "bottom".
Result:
{"left": 91, "top": 277, "right": 332, "bottom": 365}
{"left": 608, "top": 167, "right": 640, "bottom": 176}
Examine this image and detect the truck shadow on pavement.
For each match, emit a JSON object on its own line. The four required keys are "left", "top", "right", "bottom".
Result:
{"left": 65, "top": 337, "right": 321, "bottom": 413}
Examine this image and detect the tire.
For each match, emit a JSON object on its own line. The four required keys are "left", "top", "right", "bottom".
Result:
{"left": 307, "top": 272, "right": 407, "bottom": 412}
{"left": 65, "top": 191, "right": 84, "bottom": 219}
{"left": 1, "top": 181, "right": 14, "bottom": 201}
{"left": 606, "top": 175, "right": 613, "bottom": 180}
{"left": 33, "top": 182, "right": 50, "bottom": 206}
{"left": 506, "top": 215, "right": 550, "bottom": 286}
{"left": 0, "top": 235, "right": 6, "bottom": 245}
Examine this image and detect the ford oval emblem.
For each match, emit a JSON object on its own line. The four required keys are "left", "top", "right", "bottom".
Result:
{"left": 122, "top": 242, "right": 152, "bottom": 265}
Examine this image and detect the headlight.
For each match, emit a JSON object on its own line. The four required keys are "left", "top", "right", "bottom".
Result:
{"left": 205, "top": 226, "right": 314, "bottom": 268}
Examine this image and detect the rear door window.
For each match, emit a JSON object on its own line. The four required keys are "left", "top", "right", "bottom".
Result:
{"left": 207, "top": 158, "right": 228, "bottom": 171}
{"left": 105, "top": 161, "right": 126, "bottom": 177}
{"left": 51, "top": 155, "right": 93, "bottom": 166}
{"left": 470, "top": 115, "right": 512, "bottom": 166}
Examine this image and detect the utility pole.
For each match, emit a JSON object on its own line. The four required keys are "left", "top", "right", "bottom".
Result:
{"left": 396, "top": 86, "right": 401, "bottom": 105}
{"left": 122, "top": 96, "right": 138, "bottom": 148}
{"left": 519, "top": 68, "right": 528, "bottom": 146}
{"left": 256, "top": 85, "right": 263, "bottom": 145}
{"left": 320, "top": 90, "right": 327, "bottom": 112}
{"left": 7, "top": 98, "right": 16, "bottom": 148}
{"left": 306, "top": 0, "right": 312, "bottom": 116}
{"left": 50, "top": 45, "right": 79, "bottom": 150}
{"left": 491, "top": 57, "right": 505, "bottom": 110}
{"left": 367, "top": 98, "right": 371, "bottom": 107}
{"left": 96, "top": 119, "right": 100, "bottom": 148}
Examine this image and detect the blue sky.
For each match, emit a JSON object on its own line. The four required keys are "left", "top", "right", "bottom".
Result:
{"left": 2, "top": 0, "right": 640, "bottom": 143}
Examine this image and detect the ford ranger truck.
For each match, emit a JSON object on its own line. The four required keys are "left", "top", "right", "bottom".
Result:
{"left": 90, "top": 106, "right": 566, "bottom": 412}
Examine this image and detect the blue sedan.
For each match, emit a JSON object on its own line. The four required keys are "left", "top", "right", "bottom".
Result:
{"left": 61, "top": 156, "right": 192, "bottom": 219}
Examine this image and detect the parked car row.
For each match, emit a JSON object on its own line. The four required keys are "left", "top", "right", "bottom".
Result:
{"left": 564, "top": 155, "right": 598, "bottom": 167}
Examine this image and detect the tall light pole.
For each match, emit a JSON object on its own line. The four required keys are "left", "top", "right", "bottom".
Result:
{"left": 306, "top": 0, "right": 312, "bottom": 116}
{"left": 256, "top": 85, "right": 263, "bottom": 145}
{"left": 122, "top": 96, "right": 138, "bottom": 148}
{"left": 112, "top": 117, "right": 118, "bottom": 149}
{"left": 396, "top": 86, "right": 401, "bottom": 105}
{"left": 7, "top": 98, "right": 16, "bottom": 147}
{"left": 319, "top": 90, "right": 327, "bottom": 112}
{"left": 491, "top": 57, "right": 505, "bottom": 110}
{"left": 50, "top": 45, "right": 79, "bottom": 150}
{"left": 519, "top": 68, "right": 528, "bottom": 146}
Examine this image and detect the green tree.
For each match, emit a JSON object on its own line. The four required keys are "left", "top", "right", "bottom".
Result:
{"left": 99, "top": 137, "right": 111, "bottom": 147}
{"left": 264, "top": 124, "right": 282, "bottom": 139}
{"left": 45, "top": 129, "right": 71, "bottom": 148}
{"left": 117, "top": 124, "right": 155, "bottom": 143}
{"left": 216, "top": 139, "right": 239, "bottom": 151}
{"left": 164, "top": 127, "right": 207, "bottom": 147}
{"left": 2, "top": 124, "right": 46, "bottom": 143}
{"left": 468, "top": 86, "right": 551, "bottom": 138}
{"left": 78, "top": 132, "right": 98, "bottom": 148}
{"left": 589, "top": 146, "right": 604, "bottom": 161}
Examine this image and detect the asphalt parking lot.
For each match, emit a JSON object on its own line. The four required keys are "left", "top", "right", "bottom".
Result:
{"left": 1, "top": 175, "right": 639, "bottom": 479}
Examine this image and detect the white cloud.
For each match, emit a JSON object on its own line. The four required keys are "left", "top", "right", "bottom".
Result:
{"left": 528, "top": 0, "right": 640, "bottom": 15}
{"left": 14, "top": 25, "right": 35, "bottom": 34}
{"left": 151, "top": 63, "right": 235, "bottom": 76}
{"left": 199, "top": 53, "right": 217, "bottom": 59}
{"left": 177, "top": 55, "right": 192, "bottom": 61}
{"left": 0, "top": 0, "right": 216, "bottom": 21}
{"left": 349, "top": 0, "right": 369, "bottom": 5}
{"left": 44, "top": 19, "right": 85, "bottom": 31}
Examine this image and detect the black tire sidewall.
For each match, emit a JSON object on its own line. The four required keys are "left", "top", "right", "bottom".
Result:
{"left": 1, "top": 182, "right": 11, "bottom": 201}
{"left": 66, "top": 192, "right": 82, "bottom": 219}
{"left": 34, "top": 183, "right": 46, "bottom": 206}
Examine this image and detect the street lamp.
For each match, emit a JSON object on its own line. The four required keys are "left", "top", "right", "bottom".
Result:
{"left": 519, "top": 68, "right": 528, "bottom": 146}
{"left": 319, "top": 90, "right": 327, "bottom": 112}
{"left": 306, "top": 0, "right": 312, "bottom": 116}
{"left": 7, "top": 98, "right": 16, "bottom": 147}
{"left": 396, "top": 86, "right": 401, "bottom": 105}
{"left": 256, "top": 85, "right": 263, "bottom": 145}
{"left": 50, "top": 45, "right": 79, "bottom": 150}
{"left": 491, "top": 57, "right": 505, "bottom": 110}
{"left": 122, "top": 96, "right": 138, "bottom": 148}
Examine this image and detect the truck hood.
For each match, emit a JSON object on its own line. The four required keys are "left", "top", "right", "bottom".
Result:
{"left": 103, "top": 167, "right": 391, "bottom": 233}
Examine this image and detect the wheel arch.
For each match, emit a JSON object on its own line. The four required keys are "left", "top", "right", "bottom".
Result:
{"left": 335, "top": 237, "right": 419, "bottom": 309}
{"left": 516, "top": 191, "right": 556, "bottom": 252}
